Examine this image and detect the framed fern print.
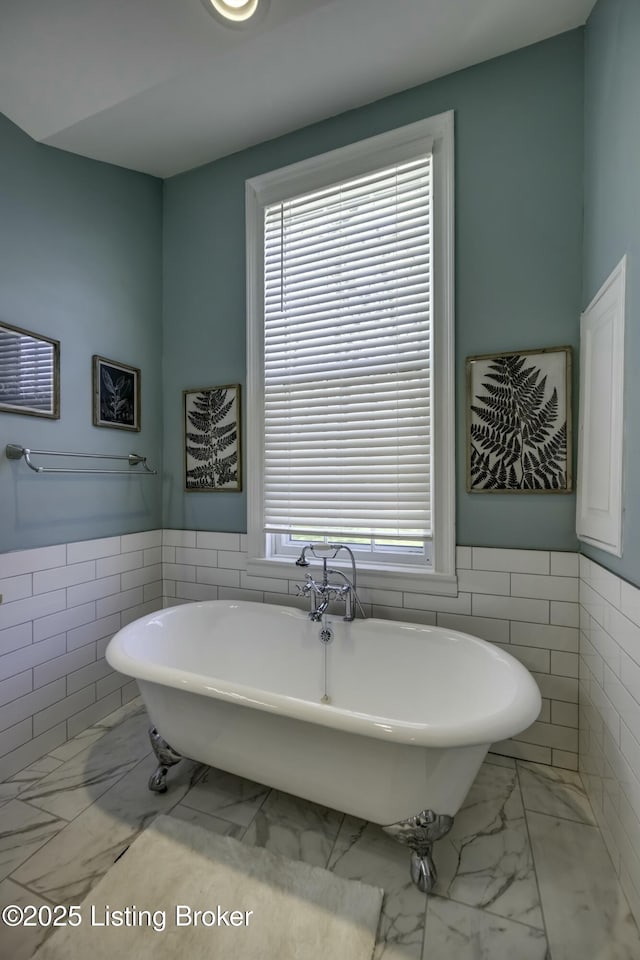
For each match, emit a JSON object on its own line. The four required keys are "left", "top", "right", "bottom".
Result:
{"left": 183, "top": 384, "right": 241, "bottom": 492}
{"left": 466, "top": 347, "right": 572, "bottom": 493}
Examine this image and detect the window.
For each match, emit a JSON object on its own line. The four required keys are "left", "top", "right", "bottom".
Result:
{"left": 246, "top": 113, "right": 455, "bottom": 592}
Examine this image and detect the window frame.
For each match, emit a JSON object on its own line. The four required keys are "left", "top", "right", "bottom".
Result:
{"left": 245, "top": 111, "right": 456, "bottom": 595}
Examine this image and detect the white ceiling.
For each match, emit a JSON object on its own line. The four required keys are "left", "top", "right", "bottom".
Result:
{"left": 0, "top": 0, "right": 596, "bottom": 179}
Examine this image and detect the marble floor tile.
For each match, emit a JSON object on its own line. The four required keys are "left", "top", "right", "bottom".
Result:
{"left": 422, "top": 895, "right": 549, "bottom": 960}
{"left": 0, "top": 878, "right": 55, "bottom": 960}
{"left": 0, "top": 756, "right": 63, "bottom": 807}
{"left": 328, "top": 816, "right": 426, "bottom": 960}
{"left": 485, "top": 753, "right": 517, "bottom": 769}
{"left": 4, "top": 689, "right": 640, "bottom": 960}
{"left": 0, "top": 800, "right": 66, "bottom": 882}
{"left": 93, "top": 696, "right": 144, "bottom": 729}
{"left": 180, "top": 766, "right": 270, "bottom": 827}
{"left": 434, "top": 763, "right": 544, "bottom": 930}
{"left": 527, "top": 811, "right": 640, "bottom": 960}
{"left": 9, "top": 755, "right": 201, "bottom": 904}
{"left": 46, "top": 699, "right": 145, "bottom": 764}
{"left": 518, "top": 761, "right": 596, "bottom": 825}
{"left": 168, "top": 801, "right": 245, "bottom": 839}
{"left": 17, "top": 711, "right": 153, "bottom": 820}
{"left": 243, "top": 789, "right": 344, "bottom": 869}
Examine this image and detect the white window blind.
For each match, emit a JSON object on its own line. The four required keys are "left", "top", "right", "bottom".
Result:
{"left": 262, "top": 153, "right": 433, "bottom": 541}
{"left": 0, "top": 330, "right": 55, "bottom": 412}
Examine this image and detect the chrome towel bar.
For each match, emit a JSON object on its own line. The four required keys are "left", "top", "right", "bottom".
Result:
{"left": 5, "top": 444, "right": 157, "bottom": 475}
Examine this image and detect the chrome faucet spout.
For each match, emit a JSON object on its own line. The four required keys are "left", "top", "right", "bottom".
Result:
{"left": 309, "top": 597, "right": 330, "bottom": 622}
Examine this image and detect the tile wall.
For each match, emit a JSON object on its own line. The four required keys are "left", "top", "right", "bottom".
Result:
{"left": 579, "top": 555, "right": 640, "bottom": 924}
{"left": 0, "top": 531, "right": 163, "bottom": 779}
{"left": 162, "top": 531, "right": 580, "bottom": 769}
{"left": 5, "top": 528, "right": 640, "bottom": 930}
{"left": 0, "top": 529, "right": 581, "bottom": 782}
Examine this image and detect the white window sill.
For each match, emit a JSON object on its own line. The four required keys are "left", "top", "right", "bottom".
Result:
{"left": 246, "top": 556, "right": 459, "bottom": 597}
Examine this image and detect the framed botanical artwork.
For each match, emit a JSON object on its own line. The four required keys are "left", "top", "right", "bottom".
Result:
{"left": 183, "top": 384, "right": 242, "bottom": 492}
{"left": 93, "top": 355, "right": 141, "bottom": 431}
{"left": 0, "top": 321, "right": 60, "bottom": 418}
{"left": 466, "top": 346, "right": 572, "bottom": 493}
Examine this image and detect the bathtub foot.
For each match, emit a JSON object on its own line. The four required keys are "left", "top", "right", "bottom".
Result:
{"left": 382, "top": 809, "right": 454, "bottom": 894}
{"left": 410, "top": 849, "right": 438, "bottom": 894}
{"left": 148, "top": 727, "right": 182, "bottom": 793}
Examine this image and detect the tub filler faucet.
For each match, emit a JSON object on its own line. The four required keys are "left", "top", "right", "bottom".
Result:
{"left": 295, "top": 542, "right": 363, "bottom": 621}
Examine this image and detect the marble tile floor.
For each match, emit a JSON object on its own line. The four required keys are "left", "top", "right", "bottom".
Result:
{"left": 1, "top": 700, "right": 639, "bottom": 960}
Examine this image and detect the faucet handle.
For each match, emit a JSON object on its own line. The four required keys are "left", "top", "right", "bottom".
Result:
{"left": 296, "top": 575, "right": 316, "bottom": 597}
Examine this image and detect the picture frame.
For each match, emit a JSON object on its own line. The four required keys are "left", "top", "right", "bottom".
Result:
{"left": 0, "top": 321, "right": 60, "bottom": 419}
{"left": 93, "top": 355, "right": 141, "bottom": 431}
{"left": 183, "top": 384, "right": 242, "bottom": 492}
{"left": 466, "top": 346, "right": 572, "bottom": 493}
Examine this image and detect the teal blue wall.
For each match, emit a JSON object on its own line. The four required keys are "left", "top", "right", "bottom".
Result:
{"left": 0, "top": 31, "right": 586, "bottom": 554}
{"left": 581, "top": 0, "right": 640, "bottom": 585}
{"left": 162, "top": 31, "right": 584, "bottom": 548}
{"left": 0, "top": 115, "right": 163, "bottom": 552}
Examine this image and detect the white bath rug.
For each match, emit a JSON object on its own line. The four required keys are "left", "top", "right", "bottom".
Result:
{"left": 31, "top": 814, "right": 383, "bottom": 960}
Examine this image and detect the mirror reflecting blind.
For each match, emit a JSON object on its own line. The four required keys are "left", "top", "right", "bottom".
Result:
{"left": 0, "top": 324, "right": 59, "bottom": 417}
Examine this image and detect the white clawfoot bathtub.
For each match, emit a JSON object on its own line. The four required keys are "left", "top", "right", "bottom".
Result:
{"left": 106, "top": 600, "right": 540, "bottom": 890}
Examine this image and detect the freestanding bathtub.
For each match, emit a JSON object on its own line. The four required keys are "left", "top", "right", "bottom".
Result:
{"left": 106, "top": 599, "right": 541, "bottom": 891}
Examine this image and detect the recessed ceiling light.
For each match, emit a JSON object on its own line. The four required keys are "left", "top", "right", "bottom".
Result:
{"left": 208, "top": 0, "right": 261, "bottom": 22}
